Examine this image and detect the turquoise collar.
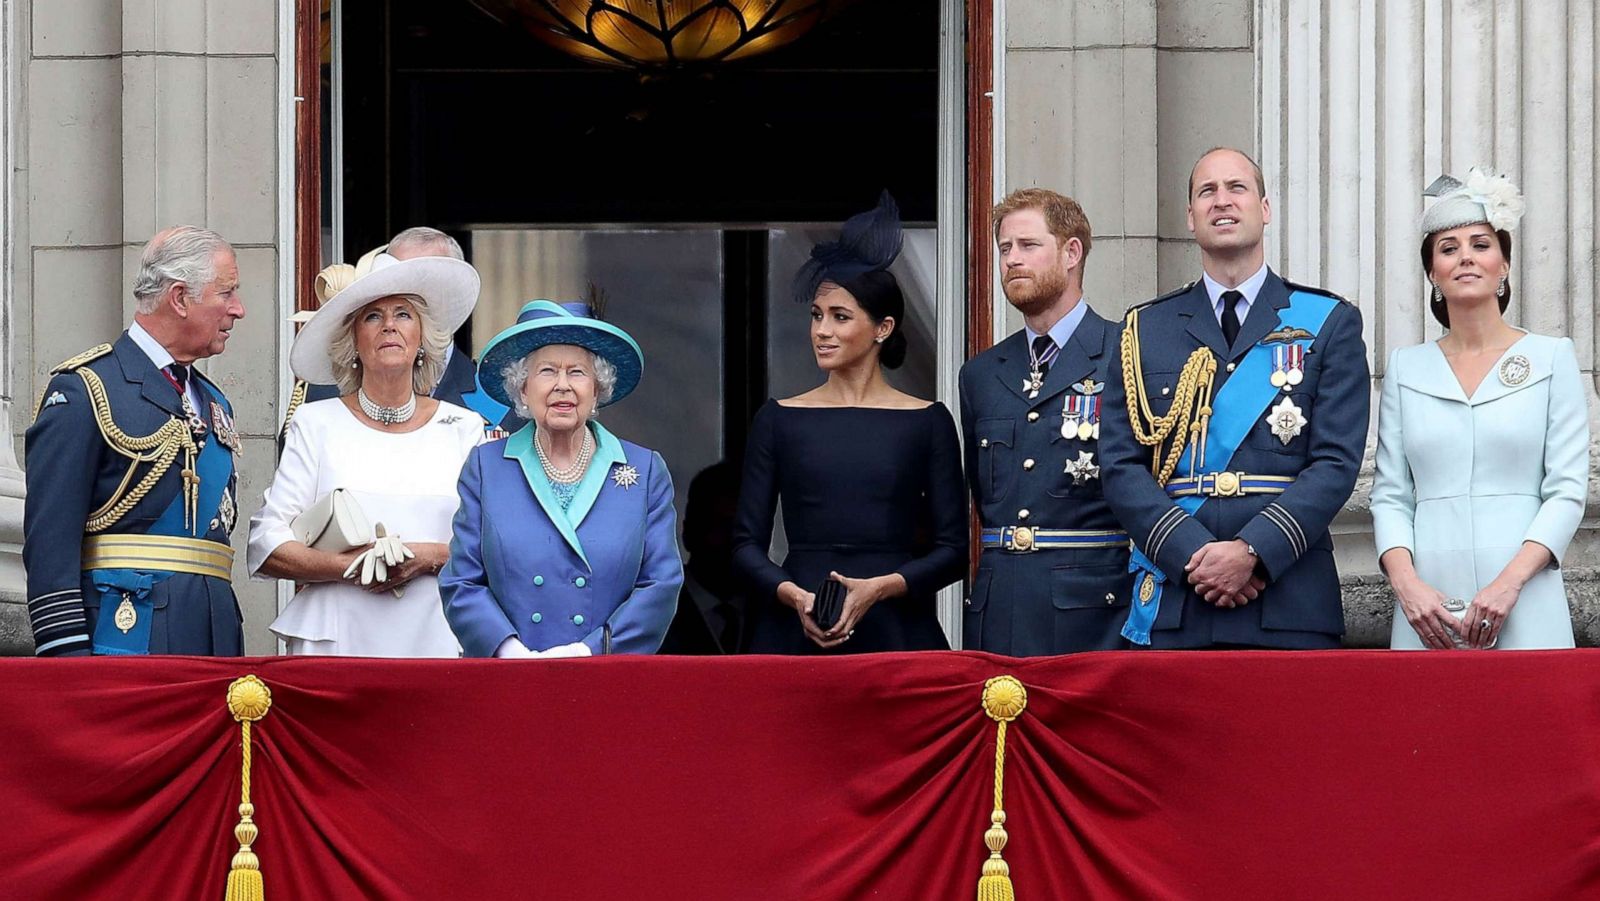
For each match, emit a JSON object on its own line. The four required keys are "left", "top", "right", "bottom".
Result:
{"left": 504, "top": 421, "right": 627, "bottom": 567}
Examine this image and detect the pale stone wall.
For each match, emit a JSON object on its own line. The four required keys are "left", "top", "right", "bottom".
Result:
{"left": 1, "top": 0, "right": 288, "bottom": 654}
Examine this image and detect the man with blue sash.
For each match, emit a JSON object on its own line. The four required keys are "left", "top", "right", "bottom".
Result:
{"left": 960, "top": 189, "right": 1133, "bottom": 654}
{"left": 1100, "top": 148, "right": 1369, "bottom": 649}
{"left": 284, "top": 226, "right": 521, "bottom": 438}
{"left": 24, "top": 226, "right": 248, "bottom": 656}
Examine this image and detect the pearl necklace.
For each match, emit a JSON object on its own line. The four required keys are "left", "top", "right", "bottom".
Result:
{"left": 357, "top": 387, "right": 416, "bottom": 425}
{"left": 535, "top": 428, "right": 594, "bottom": 484}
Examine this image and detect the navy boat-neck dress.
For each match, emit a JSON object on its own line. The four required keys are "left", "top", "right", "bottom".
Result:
{"left": 732, "top": 399, "right": 968, "bottom": 654}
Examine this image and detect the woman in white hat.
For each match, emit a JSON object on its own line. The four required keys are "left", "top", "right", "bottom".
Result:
{"left": 1371, "top": 168, "right": 1588, "bottom": 650}
{"left": 246, "top": 253, "right": 485, "bottom": 656}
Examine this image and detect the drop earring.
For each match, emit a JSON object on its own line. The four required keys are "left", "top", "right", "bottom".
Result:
{"left": 1496, "top": 275, "right": 1507, "bottom": 298}
{"left": 1431, "top": 283, "right": 1443, "bottom": 305}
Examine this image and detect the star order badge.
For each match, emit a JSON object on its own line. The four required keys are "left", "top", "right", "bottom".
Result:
{"left": 611, "top": 463, "right": 640, "bottom": 490}
{"left": 1063, "top": 450, "right": 1100, "bottom": 485}
{"left": 1266, "top": 397, "right": 1308, "bottom": 445}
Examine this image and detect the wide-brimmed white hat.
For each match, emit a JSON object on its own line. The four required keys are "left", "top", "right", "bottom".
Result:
{"left": 289, "top": 252, "right": 481, "bottom": 384}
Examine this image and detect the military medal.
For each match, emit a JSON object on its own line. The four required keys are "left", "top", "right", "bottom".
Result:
{"left": 1060, "top": 394, "right": 1079, "bottom": 440}
{"left": 114, "top": 593, "right": 137, "bottom": 633}
{"left": 1285, "top": 345, "right": 1305, "bottom": 386}
{"left": 180, "top": 394, "right": 208, "bottom": 439}
{"left": 211, "top": 403, "right": 241, "bottom": 452}
{"left": 1499, "top": 353, "right": 1531, "bottom": 387}
{"left": 218, "top": 486, "right": 237, "bottom": 534}
{"left": 1266, "top": 397, "right": 1308, "bottom": 445}
{"left": 1270, "top": 345, "right": 1305, "bottom": 391}
{"left": 1025, "top": 338, "right": 1060, "bottom": 399}
{"left": 1138, "top": 573, "right": 1157, "bottom": 605}
{"left": 1064, "top": 450, "right": 1100, "bottom": 484}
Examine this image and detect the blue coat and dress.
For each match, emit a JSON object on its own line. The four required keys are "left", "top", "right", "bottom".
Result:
{"left": 1372, "top": 333, "right": 1588, "bottom": 648}
{"left": 440, "top": 421, "right": 683, "bottom": 656}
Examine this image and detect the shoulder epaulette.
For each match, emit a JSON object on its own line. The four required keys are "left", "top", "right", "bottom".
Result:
{"left": 50, "top": 344, "right": 113, "bottom": 373}
{"left": 279, "top": 379, "right": 309, "bottom": 438}
{"left": 1125, "top": 280, "right": 1196, "bottom": 317}
{"left": 1281, "top": 278, "right": 1352, "bottom": 304}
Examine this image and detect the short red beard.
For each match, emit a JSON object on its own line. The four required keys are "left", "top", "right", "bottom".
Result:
{"left": 1002, "top": 263, "right": 1069, "bottom": 315}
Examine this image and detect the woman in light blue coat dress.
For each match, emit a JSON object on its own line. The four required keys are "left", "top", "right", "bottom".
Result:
{"left": 1372, "top": 169, "right": 1588, "bottom": 650}
{"left": 441, "top": 301, "right": 683, "bottom": 657}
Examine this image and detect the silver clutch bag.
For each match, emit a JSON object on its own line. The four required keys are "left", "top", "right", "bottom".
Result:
{"left": 290, "top": 488, "right": 374, "bottom": 552}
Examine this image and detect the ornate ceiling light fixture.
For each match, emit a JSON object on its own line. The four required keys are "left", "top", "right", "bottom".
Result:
{"left": 467, "top": 0, "right": 854, "bottom": 69}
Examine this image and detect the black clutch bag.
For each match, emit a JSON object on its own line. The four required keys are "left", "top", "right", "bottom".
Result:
{"left": 812, "top": 577, "right": 845, "bottom": 632}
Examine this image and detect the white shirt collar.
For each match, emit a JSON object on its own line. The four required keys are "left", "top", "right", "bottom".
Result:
{"left": 1201, "top": 263, "right": 1270, "bottom": 324}
{"left": 127, "top": 321, "right": 176, "bottom": 370}
{"left": 1023, "top": 298, "right": 1090, "bottom": 352}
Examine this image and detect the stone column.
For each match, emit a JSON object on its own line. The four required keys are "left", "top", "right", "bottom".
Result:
{"left": 1258, "top": 0, "right": 1600, "bottom": 644}
{"left": 10, "top": 0, "right": 289, "bottom": 655}
{"left": 0, "top": 0, "right": 26, "bottom": 653}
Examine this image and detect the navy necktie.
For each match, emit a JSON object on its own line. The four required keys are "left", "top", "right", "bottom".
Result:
{"left": 1220, "top": 290, "right": 1244, "bottom": 347}
{"left": 1031, "top": 334, "right": 1056, "bottom": 374}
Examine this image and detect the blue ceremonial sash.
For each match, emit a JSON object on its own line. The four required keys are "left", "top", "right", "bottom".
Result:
{"left": 1123, "top": 290, "right": 1339, "bottom": 644}
{"left": 90, "top": 389, "right": 235, "bottom": 655}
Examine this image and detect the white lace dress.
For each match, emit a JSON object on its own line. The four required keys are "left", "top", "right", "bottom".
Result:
{"left": 247, "top": 398, "right": 483, "bottom": 656}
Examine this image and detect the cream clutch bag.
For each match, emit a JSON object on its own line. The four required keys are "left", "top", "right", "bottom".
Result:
{"left": 290, "top": 489, "right": 374, "bottom": 552}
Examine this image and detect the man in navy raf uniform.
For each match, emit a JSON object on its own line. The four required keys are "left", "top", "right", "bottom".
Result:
{"left": 283, "top": 226, "right": 522, "bottom": 437}
{"left": 1100, "top": 147, "right": 1370, "bottom": 649}
{"left": 960, "top": 188, "right": 1133, "bottom": 654}
{"left": 24, "top": 226, "right": 248, "bottom": 656}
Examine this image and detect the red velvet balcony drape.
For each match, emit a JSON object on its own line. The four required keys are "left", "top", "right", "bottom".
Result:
{"left": 3, "top": 651, "right": 1598, "bottom": 899}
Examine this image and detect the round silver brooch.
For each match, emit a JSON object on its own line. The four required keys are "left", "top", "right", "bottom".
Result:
{"left": 1498, "top": 353, "right": 1532, "bottom": 387}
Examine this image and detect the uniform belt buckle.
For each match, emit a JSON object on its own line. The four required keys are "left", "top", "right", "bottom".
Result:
{"left": 1209, "top": 471, "right": 1243, "bottom": 498}
{"left": 1006, "top": 526, "right": 1036, "bottom": 553}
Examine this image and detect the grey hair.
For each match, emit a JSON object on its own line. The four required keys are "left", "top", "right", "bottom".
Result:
{"left": 501, "top": 347, "right": 617, "bottom": 419}
{"left": 329, "top": 295, "right": 454, "bottom": 396}
{"left": 131, "top": 226, "right": 234, "bottom": 314}
{"left": 388, "top": 226, "right": 464, "bottom": 260}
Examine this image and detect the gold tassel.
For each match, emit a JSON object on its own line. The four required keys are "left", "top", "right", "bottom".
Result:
{"left": 977, "top": 675, "right": 1028, "bottom": 901}
{"left": 224, "top": 675, "right": 272, "bottom": 901}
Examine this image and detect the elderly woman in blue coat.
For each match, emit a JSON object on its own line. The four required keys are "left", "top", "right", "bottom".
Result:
{"left": 440, "top": 301, "right": 683, "bottom": 657}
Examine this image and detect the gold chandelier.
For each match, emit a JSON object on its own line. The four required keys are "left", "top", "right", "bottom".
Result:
{"left": 468, "top": 1, "right": 854, "bottom": 68}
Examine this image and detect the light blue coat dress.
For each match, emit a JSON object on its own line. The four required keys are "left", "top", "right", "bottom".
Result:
{"left": 441, "top": 421, "right": 683, "bottom": 656}
{"left": 1371, "top": 332, "right": 1589, "bottom": 649}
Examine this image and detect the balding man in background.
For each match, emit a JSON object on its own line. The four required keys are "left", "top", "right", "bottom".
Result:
{"left": 24, "top": 226, "right": 248, "bottom": 656}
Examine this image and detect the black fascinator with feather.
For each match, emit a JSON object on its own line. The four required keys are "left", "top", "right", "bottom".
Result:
{"left": 792, "top": 191, "right": 904, "bottom": 306}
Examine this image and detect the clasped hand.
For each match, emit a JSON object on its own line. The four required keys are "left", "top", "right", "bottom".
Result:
{"left": 781, "top": 572, "right": 904, "bottom": 649}
{"left": 1185, "top": 540, "right": 1264, "bottom": 607}
{"left": 342, "top": 523, "right": 416, "bottom": 596}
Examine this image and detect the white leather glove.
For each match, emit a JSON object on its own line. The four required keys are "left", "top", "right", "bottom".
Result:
{"left": 342, "top": 523, "right": 415, "bottom": 595}
{"left": 494, "top": 636, "right": 538, "bottom": 659}
{"left": 540, "top": 641, "right": 592, "bottom": 659}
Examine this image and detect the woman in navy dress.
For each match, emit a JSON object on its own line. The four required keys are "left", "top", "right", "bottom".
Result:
{"left": 733, "top": 193, "right": 967, "bottom": 654}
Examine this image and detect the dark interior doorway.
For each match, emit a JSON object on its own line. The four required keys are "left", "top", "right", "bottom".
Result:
{"left": 326, "top": 0, "right": 942, "bottom": 494}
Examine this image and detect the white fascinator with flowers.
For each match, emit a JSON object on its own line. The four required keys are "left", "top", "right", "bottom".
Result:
{"left": 1419, "top": 166, "right": 1526, "bottom": 237}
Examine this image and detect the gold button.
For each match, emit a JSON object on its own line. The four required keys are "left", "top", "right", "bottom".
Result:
{"left": 1018, "top": 509, "right": 1030, "bottom": 520}
{"left": 1226, "top": 362, "right": 1236, "bottom": 372}
{"left": 1027, "top": 412, "right": 1040, "bottom": 422}
{"left": 1023, "top": 458, "right": 1035, "bottom": 470}
{"left": 979, "top": 438, "right": 989, "bottom": 448}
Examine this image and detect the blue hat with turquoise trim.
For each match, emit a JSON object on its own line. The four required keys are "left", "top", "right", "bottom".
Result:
{"left": 477, "top": 301, "right": 644, "bottom": 409}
